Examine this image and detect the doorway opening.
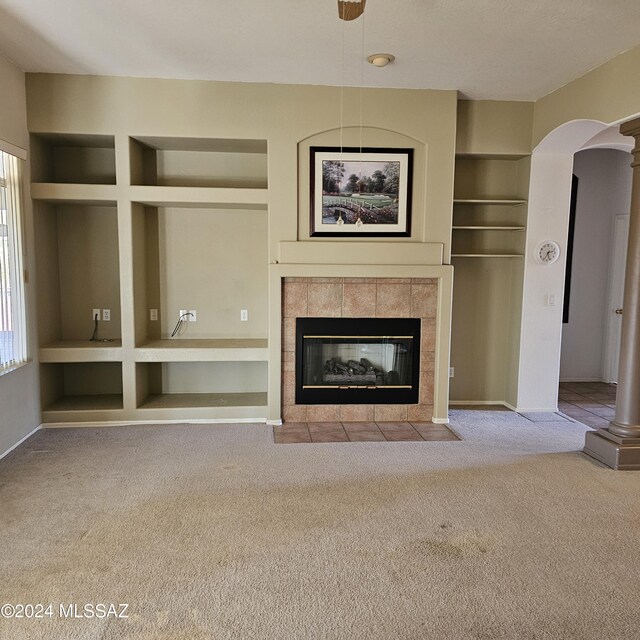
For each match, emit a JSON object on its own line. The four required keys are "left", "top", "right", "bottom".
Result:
{"left": 559, "top": 148, "right": 632, "bottom": 387}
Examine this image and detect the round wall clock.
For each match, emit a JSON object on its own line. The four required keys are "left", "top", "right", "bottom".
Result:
{"left": 535, "top": 240, "right": 561, "bottom": 265}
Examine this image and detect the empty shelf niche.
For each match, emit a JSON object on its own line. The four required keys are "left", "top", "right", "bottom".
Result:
{"left": 454, "top": 156, "right": 529, "bottom": 201}
{"left": 131, "top": 203, "right": 268, "bottom": 345}
{"left": 136, "top": 361, "right": 268, "bottom": 409}
{"left": 41, "top": 362, "right": 124, "bottom": 412}
{"left": 452, "top": 201, "right": 527, "bottom": 228}
{"left": 129, "top": 136, "right": 268, "bottom": 188}
{"left": 35, "top": 201, "right": 121, "bottom": 346}
{"left": 31, "top": 133, "right": 116, "bottom": 185}
{"left": 451, "top": 228, "right": 525, "bottom": 257}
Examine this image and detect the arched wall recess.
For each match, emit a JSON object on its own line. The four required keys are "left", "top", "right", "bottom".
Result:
{"left": 297, "top": 126, "right": 428, "bottom": 242}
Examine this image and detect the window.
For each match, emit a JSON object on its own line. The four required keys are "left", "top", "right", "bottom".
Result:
{"left": 0, "top": 150, "right": 27, "bottom": 373}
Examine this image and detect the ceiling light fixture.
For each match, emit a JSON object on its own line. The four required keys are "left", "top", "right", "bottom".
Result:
{"left": 367, "top": 53, "right": 395, "bottom": 68}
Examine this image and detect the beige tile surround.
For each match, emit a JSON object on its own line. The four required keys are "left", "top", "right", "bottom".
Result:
{"left": 282, "top": 277, "right": 437, "bottom": 423}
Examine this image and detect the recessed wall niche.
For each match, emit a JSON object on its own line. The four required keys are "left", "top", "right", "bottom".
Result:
{"left": 30, "top": 134, "right": 116, "bottom": 184}
{"left": 34, "top": 201, "right": 121, "bottom": 345}
{"left": 40, "top": 362, "right": 124, "bottom": 413}
{"left": 297, "top": 127, "right": 426, "bottom": 241}
{"left": 131, "top": 203, "right": 268, "bottom": 345}
{"left": 129, "top": 136, "right": 268, "bottom": 188}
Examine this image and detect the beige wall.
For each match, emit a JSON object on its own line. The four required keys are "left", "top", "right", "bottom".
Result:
{"left": 157, "top": 207, "right": 268, "bottom": 340}
{"left": 533, "top": 44, "right": 640, "bottom": 147}
{"left": 23, "top": 41, "right": 640, "bottom": 422}
{"left": 457, "top": 100, "right": 534, "bottom": 156}
{"left": 26, "top": 75, "right": 457, "bottom": 256}
{"left": 25, "top": 74, "right": 457, "bottom": 422}
{"left": 0, "top": 54, "right": 40, "bottom": 456}
{"left": 0, "top": 56, "right": 28, "bottom": 151}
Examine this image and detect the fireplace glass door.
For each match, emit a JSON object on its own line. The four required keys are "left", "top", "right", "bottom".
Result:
{"left": 296, "top": 318, "right": 420, "bottom": 404}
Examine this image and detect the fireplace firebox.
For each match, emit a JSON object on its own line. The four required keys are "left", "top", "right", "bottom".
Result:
{"left": 295, "top": 317, "right": 420, "bottom": 404}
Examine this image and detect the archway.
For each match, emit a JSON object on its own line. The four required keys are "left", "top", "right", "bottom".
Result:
{"left": 515, "top": 120, "right": 633, "bottom": 412}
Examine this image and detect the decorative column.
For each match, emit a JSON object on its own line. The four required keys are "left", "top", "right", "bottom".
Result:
{"left": 584, "top": 117, "right": 640, "bottom": 469}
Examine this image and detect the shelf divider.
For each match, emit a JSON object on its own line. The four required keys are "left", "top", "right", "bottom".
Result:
{"left": 40, "top": 340, "right": 123, "bottom": 363}
{"left": 129, "top": 185, "right": 269, "bottom": 208}
{"left": 135, "top": 338, "right": 268, "bottom": 362}
{"left": 31, "top": 183, "right": 118, "bottom": 204}
{"left": 453, "top": 199, "right": 527, "bottom": 205}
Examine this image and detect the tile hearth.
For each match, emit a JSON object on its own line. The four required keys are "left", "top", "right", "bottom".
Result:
{"left": 273, "top": 421, "right": 460, "bottom": 444}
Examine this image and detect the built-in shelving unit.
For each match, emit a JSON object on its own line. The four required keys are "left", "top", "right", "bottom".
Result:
{"left": 450, "top": 153, "right": 530, "bottom": 405}
{"left": 32, "top": 133, "right": 270, "bottom": 423}
{"left": 451, "top": 158, "right": 528, "bottom": 259}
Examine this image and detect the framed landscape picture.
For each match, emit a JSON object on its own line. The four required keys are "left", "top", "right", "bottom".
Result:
{"left": 310, "top": 146, "right": 413, "bottom": 237}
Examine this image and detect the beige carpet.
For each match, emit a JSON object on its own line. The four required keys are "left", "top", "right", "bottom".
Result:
{"left": 1, "top": 413, "right": 639, "bottom": 639}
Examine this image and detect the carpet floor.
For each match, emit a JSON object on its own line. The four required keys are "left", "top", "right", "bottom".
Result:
{"left": 1, "top": 413, "right": 639, "bottom": 639}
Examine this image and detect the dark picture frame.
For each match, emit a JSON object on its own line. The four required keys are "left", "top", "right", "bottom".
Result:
{"left": 310, "top": 146, "right": 413, "bottom": 237}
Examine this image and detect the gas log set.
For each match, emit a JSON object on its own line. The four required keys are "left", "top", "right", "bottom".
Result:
{"left": 322, "top": 357, "right": 400, "bottom": 386}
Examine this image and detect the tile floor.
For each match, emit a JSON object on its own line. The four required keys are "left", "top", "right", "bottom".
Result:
{"left": 273, "top": 421, "right": 460, "bottom": 444}
{"left": 451, "top": 382, "right": 617, "bottom": 430}
{"left": 558, "top": 381, "right": 617, "bottom": 430}
{"left": 274, "top": 382, "right": 617, "bottom": 444}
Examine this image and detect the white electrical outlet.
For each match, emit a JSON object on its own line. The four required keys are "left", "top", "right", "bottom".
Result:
{"left": 92, "top": 308, "right": 101, "bottom": 321}
{"left": 150, "top": 309, "right": 158, "bottom": 321}
{"left": 179, "top": 309, "right": 188, "bottom": 319}
{"left": 102, "top": 309, "right": 111, "bottom": 321}
{"left": 449, "top": 367, "right": 455, "bottom": 378}
{"left": 240, "top": 309, "right": 248, "bottom": 322}
{"left": 188, "top": 309, "right": 197, "bottom": 322}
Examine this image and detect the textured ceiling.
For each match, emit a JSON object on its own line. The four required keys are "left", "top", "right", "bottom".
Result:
{"left": 0, "top": 0, "right": 639, "bottom": 101}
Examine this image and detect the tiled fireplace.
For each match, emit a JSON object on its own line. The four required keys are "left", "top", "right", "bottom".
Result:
{"left": 282, "top": 277, "right": 437, "bottom": 423}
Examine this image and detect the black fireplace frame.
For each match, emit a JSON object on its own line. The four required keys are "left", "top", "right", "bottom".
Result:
{"left": 295, "top": 317, "right": 421, "bottom": 405}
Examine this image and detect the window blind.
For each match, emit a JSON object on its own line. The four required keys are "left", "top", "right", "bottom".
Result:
{"left": 0, "top": 151, "right": 27, "bottom": 373}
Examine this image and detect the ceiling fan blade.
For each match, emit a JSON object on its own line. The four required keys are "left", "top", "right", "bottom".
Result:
{"left": 338, "top": 0, "right": 367, "bottom": 21}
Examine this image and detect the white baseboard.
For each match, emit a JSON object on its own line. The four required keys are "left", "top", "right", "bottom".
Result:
{"left": 432, "top": 417, "right": 450, "bottom": 424}
{"left": 42, "top": 418, "right": 269, "bottom": 428}
{"left": 447, "top": 401, "right": 566, "bottom": 414}
{"left": 449, "top": 400, "right": 520, "bottom": 412}
{"left": 266, "top": 419, "right": 282, "bottom": 426}
{"left": 0, "top": 425, "right": 41, "bottom": 461}
{"left": 449, "top": 400, "right": 510, "bottom": 407}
